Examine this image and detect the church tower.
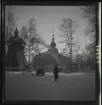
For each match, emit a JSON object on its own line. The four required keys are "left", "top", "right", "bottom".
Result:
{"left": 50, "top": 30, "right": 56, "bottom": 48}
{"left": 6, "top": 27, "right": 27, "bottom": 71}
{"left": 14, "top": 27, "right": 19, "bottom": 36}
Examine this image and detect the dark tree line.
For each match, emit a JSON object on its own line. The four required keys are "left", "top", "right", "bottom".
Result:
{"left": 81, "top": 6, "right": 96, "bottom": 71}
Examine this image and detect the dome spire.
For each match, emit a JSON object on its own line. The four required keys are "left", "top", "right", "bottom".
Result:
{"left": 52, "top": 30, "right": 55, "bottom": 41}
{"left": 50, "top": 29, "right": 56, "bottom": 48}
{"left": 14, "top": 25, "right": 19, "bottom": 36}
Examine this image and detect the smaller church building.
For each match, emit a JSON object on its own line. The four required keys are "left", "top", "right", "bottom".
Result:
{"left": 5, "top": 28, "right": 27, "bottom": 71}
{"left": 33, "top": 33, "right": 71, "bottom": 72}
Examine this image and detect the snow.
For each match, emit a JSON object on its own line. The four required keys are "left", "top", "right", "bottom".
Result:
{"left": 5, "top": 71, "right": 95, "bottom": 100}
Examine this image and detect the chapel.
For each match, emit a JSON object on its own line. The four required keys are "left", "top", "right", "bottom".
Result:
{"left": 5, "top": 27, "right": 27, "bottom": 71}
{"left": 33, "top": 32, "right": 70, "bottom": 72}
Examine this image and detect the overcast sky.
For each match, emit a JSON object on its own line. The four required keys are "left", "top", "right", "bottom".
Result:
{"left": 5, "top": 6, "right": 91, "bottom": 53}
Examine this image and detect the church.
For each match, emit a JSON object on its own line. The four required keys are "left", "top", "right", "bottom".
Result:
{"left": 5, "top": 27, "right": 27, "bottom": 71}
{"left": 32, "top": 32, "right": 71, "bottom": 72}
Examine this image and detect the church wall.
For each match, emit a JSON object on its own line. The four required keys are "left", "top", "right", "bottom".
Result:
{"left": 16, "top": 49, "right": 27, "bottom": 69}
{"left": 6, "top": 46, "right": 18, "bottom": 68}
{"left": 5, "top": 43, "right": 27, "bottom": 71}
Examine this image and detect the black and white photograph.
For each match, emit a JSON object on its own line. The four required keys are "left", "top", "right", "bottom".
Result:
{"left": 3, "top": 3, "right": 99, "bottom": 102}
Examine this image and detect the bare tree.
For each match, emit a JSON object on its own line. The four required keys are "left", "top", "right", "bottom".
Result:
{"left": 20, "top": 18, "right": 44, "bottom": 68}
{"left": 59, "top": 17, "right": 79, "bottom": 71}
{"left": 5, "top": 10, "right": 16, "bottom": 55}
{"left": 82, "top": 43, "right": 95, "bottom": 72}
{"left": 85, "top": 43, "right": 95, "bottom": 70}
{"left": 22, "top": 18, "right": 43, "bottom": 65}
{"left": 5, "top": 11, "right": 16, "bottom": 41}
{"left": 20, "top": 25, "right": 28, "bottom": 39}
{"left": 81, "top": 6, "right": 96, "bottom": 43}
{"left": 75, "top": 53, "right": 85, "bottom": 72}
{"left": 26, "top": 18, "right": 36, "bottom": 62}
{"left": 81, "top": 6, "right": 96, "bottom": 71}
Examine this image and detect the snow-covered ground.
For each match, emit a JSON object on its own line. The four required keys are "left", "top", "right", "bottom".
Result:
{"left": 5, "top": 71, "right": 95, "bottom": 76}
{"left": 5, "top": 71, "right": 95, "bottom": 100}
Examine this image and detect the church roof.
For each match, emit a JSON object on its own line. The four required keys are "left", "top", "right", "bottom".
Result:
{"left": 58, "top": 54, "right": 71, "bottom": 65}
{"left": 33, "top": 53, "right": 58, "bottom": 68}
{"left": 6, "top": 28, "right": 26, "bottom": 45}
{"left": 33, "top": 51, "right": 70, "bottom": 68}
{"left": 7, "top": 35, "right": 26, "bottom": 44}
{"left": 50, "top": 40, "right": 56, "bottom": 47}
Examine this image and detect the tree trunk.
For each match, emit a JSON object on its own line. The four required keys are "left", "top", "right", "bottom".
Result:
{"left": 70, "top": 34, "right": 73, "bottom": 73}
